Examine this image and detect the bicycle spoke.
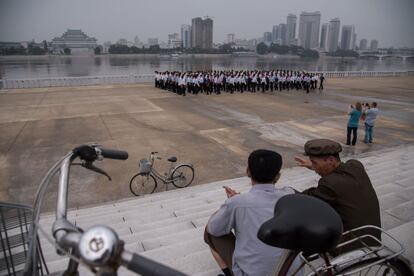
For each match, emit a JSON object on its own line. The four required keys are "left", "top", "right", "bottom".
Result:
{"left": 129, "top": 173, "right": 157, "bottom": 196}
{"left": 172, "top": 165, "right": 194, "bottom": 188}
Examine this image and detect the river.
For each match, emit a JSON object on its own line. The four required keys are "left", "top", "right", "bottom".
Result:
{"left": 1, "top": 54, "right": 413, "bottom": 79}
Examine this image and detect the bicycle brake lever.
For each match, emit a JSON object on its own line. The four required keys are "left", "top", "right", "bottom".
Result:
{"left": 82, "top": 162, "right": 112, "bottom": 181}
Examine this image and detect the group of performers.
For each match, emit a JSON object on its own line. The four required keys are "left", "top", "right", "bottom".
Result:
{"left": 154, "top": 70, "right": 325, "bottom": 96}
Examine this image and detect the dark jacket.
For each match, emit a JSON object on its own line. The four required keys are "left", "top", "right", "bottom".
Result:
{"left": 303, "top": 159, "right": 381, "bottom": 252}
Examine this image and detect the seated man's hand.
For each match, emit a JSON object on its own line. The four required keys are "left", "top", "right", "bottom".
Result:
{"left": 294, "top": 156, "right": 313, "bottom": 170}
{"left": 223, "top": 186, "right": 239, "bottom": 198}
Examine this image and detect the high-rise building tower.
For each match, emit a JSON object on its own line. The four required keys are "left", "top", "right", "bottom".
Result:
{"left": 168, "top": 33, "right": 180, "bottom": 49}
{"left": 202, "top": 17, "right": 213, "bottom": 49}
{"left": 191, "top": 17, "right": 203, "bottom": 48}
{"left": 370, "top": 40, "right": 378, "bottom": 52}
{"left": 227, "top": 33, "right": 235, "bottom": 44}
{"left": 191, "top": 17, "right": 213, "bottom": 49}
{"left": 286, "top": 14, "right": 297, "bottom": 45}
{"left": 263, "top": 32, "right": 272, "bottom": 44}
{"left": 272, "top": 25, "right": 279, "bottom": 43}
{"left": 278, "top": 23, "right": 287, "bottom": 45}
{"left": 340, "top": 25, "right": 355, "bottom": 50}
{"left": 359, "top": 39, "right": 368, "bottom": 51}
{"left": 320, "top": 23, "right": 329, "bottom": 50}
{"left": 327, "top": 18, "right": 340, "bottom": 52}
{"left": 181, "top": 24, "right": 192, "bottom": 49}
{"left": 352, "top": 33, "right": 357, "bottom": 50}
{"left": 298, "top": 11, "right": 321, "bottom": 49}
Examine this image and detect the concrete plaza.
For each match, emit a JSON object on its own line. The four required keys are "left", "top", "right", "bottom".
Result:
{"left": 0, "top": 77, "right": 413, "bottom": 211}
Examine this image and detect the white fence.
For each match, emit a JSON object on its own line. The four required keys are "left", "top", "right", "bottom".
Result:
{"left": 0, "top": 74, "right": 154, "bottom": 89}
{"left": 0, "top": 71, "right": 413, "bottom": 90}
{"left": 313, "top": 71, "right": 412, "bottom": 78}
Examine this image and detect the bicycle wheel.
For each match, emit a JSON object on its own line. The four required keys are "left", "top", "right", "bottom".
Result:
{"left": 337, "top": 256, "right": 413, "bottom": 276}
{"left": 171, "top": 165, "right": 194, "bottom": 188}
{"left": 129, "top": 173, "right": 157, "bottom": 196}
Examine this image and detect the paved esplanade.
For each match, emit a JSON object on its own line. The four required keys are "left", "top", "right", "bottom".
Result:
{"left": 0, "top": 77, "right": 413, "bottom": 211}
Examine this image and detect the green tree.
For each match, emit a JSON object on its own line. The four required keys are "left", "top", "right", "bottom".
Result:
{"left": 43, "top": 40, "right": 48, "bottom": 53}
{"left": 30, "top": 47, "right": 45, "bottom": 55}
{"left": 149, "top": 45, "right": 161, "bottom": 52}
{"left": 300, "top": 49, "right": 319, "bottom": 59}
{"left": 63, "top": 47, "right": 71, "bottom": 55}
{"left": 94, "top": 46, "right": 102, "bottom": 55}
{"left": 328, "top": 49, "right": 359, "bottom": 58}
{"left": 219, "top": 43, "right": 233, "bottom": 54}
{"left": 256, "top": 42, "right": 268, "bottom": 55}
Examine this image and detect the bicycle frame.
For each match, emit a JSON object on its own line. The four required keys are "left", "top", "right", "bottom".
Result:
{"left": 148, "top": 153, "right": 184, "bottom": 184}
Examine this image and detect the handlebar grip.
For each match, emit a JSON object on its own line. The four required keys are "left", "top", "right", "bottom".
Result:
{"left": 127, "top": 253, "right": 186, "bottom": 276}
{"left": 100, "top": 148, "right": 129, "bottom": 160}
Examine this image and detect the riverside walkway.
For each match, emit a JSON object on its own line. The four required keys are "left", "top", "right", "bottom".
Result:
{"left": 0, "top": 76, "right": 413, "bottom": 273}
{"left": 0, "top": 76, "right": 413, "bottom": 208}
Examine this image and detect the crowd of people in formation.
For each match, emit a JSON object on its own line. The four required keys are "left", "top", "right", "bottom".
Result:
{"left": 154, "top": 70, "right": 325, "bottom": 96}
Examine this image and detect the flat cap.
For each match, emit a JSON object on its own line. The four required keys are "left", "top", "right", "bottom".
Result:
{"left": 304, "top": 139, "right": 342, "bottom": 156}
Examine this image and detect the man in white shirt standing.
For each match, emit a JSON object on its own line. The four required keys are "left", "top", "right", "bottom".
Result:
{"left": 364, "top": 102, "right": 379, "bottom": 143}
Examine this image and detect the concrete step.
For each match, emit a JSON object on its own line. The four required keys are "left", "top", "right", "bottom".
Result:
{"left": 395, "top": 175, "right": 414, "bottom": 188}
{"left": 374, "top": 183, "right": 406, "bottom": 198}
{"left": 381, "top": 211, "right": 406, "bottom": 231}
{"left": 160, "top": 249, "right": 216, "bottom": 275}
{"left": 385, "top": 199, "right": 414, "bottom": 223}
{"left": 378, "top": 193, "right": 408, "bottom": 211}
{"left": 193, "top": 268, "right": 222, "bottom": 276}
{"left": 141, "top": 227, "right": 204, "bottom": 251}
{"left": 130, "top": 208, "right": 214, "bottom": 233}
{"left": 127, "top": 221, "right": 196, "bottom": 242}
{"left": 140, "top": 238, "right": 208, "bottom": 263}
{"left": 386, "top": 221, "right": 414, "bottom": 263}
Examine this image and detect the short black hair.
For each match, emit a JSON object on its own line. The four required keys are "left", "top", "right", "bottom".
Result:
{"left": 248, "top": 149, "right": 282, "bottom": 183}
{"left": 372, "top": 102, "right": 377, "bottom": 107}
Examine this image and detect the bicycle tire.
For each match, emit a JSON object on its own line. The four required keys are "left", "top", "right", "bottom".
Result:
{"left": 336, "top": 256, "right": 414, "bottom": 276}
{"left": 129, "top": 173, "right": 157, "bottom": 196}
{"left": 171, "top": 165, "right": 194, "bottom": 188}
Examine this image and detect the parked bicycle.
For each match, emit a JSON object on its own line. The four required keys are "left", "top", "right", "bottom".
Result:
{"left": 129, "top": 151, "right": 194, "bottom": 196}
{"left": 257, "top": 194, "right": 414, "bottom": 276}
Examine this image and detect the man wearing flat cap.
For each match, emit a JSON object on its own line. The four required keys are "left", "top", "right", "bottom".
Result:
{"left": 295, "top": 139, "right": 381, "bottom": 252}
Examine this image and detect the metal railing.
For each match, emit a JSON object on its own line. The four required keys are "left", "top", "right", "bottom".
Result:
{"left": 0, "top": 71, "right": 411, "bottom": 90}
{"left": 311, "top": 71, "right": 410, "bottom": 78}
{"left": 0, "top": 74, "right": 154, "bottom": 89}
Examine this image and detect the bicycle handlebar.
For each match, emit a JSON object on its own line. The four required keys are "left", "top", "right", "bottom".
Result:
{"left": 100, "top": 148, "right": 129, "bottom": 160}
{"left": 125, "top": 252, "right": 186, "bottom": 276}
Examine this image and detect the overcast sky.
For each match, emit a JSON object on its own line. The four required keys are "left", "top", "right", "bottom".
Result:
{"left": 1, "top": 0, "right": 413, "bottom": 48}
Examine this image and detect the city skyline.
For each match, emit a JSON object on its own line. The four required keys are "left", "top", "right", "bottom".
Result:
{"left": 0, "top": 0, "right": 413, "bottom": 48}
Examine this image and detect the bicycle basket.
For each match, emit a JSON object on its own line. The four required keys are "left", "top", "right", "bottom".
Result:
{"left": 0, "top": 202, "right": 48, "bottom": 276}
{"left": 139, "top": 158, "right": 152, "bottom": 174}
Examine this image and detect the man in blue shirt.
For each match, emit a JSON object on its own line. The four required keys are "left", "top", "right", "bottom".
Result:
{"left": 364, "top": 102, "right": 379, "bottom": 143}
{"left": 204, "top": 150, "right": 296, "bottom": 276}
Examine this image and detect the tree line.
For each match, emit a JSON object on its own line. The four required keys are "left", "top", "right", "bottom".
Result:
{"left": 108, "top": 44, "right": 251, "bottom": 54}
{"left": 256, "top": 42, "right": 320, "bottom": 58}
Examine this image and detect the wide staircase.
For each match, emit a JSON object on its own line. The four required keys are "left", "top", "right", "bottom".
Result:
{"left": 38, "top": 145, "right": 414, "bottom": 275}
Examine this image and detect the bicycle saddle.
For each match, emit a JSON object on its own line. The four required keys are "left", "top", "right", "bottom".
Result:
{"left": 258, "top": 194, "right": 343, "bottom": 254}
{"left": 168, "top": 156, "right": 177, "bottom": 162}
